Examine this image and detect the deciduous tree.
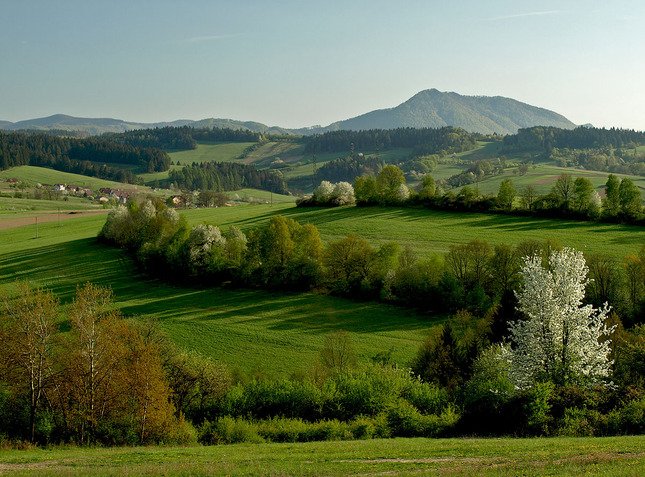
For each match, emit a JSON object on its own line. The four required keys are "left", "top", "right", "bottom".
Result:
{"left": 508, "top": 248, "right": 614, "bottom": 389}
{"left": 0, "top": 282, "right": 59, "bottom": 442}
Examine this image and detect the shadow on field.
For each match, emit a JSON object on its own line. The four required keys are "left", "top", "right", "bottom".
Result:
{"left": 0, "top": 238, "right": 436, "bottom": 336}
{"left": 0, "top": 238, "right": 141, "bottom": 303}
{"left": 117, "top": 286, "right": 435, "bottom": 335}
{"left": 229, "top": 205, "right": 437, "bottom": 230}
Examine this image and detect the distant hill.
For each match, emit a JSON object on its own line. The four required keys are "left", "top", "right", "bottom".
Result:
{"left": 294, "top": 89, "right": 576, "bottom": 136}
{"left": 188, "top": 118, "right": 292, "bottom": 135}
{"left": 1, "top": 90, "right": 577, "bottom": 137}
{"left": 0, "top": 114, "right": 292, "bottom": 136}
{"left": 0, "top": 114, "right": 194, "bottom": 135}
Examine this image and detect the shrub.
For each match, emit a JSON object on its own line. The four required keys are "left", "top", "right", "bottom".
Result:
{"left": 385, "top": 401, "right": 458, "bottom": 437}
{"left": 402, "top": 380, "right": 450, "bottom": 415}
{"left": 256, "top": 417, "right": 310, "bottom": 442}
{"left": 198, "top": 417, "right": 263, "bottom": 445}
{"left": 325, "top": 365, "right": 409, "bottom": 420}
{"left": 523, "top": 381, "right": 555, "bottom": 435}
{"left": 617, "top": 397, "right": 645, "bottom": 434}
{"left": 557, "top": 407, "right": 604, "bottom": 437}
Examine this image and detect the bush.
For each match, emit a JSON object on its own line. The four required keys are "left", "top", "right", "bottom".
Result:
{"left": 385, "top": 401, "right": 458, "bottom": 437}
{"left": 325, "top": 365, "right": 410, "bottom": 420}
{"left": 402, "top": 380, "right": 450, "bottom": 415}
{"left": 557, "top": 407, "right": 604, "bottom": 437}
{"left": 219, "top": 379, "right": 324, "bottom": 421}
{"left": 523, "top": 382, "right": 555, "bottom": 436}
{"left": 617, "top": 397, "right": 645, "bottom": 434}
{"left": 198, "top": 417, "right": 263, "bottom": 445}
{"left": 256, "top": 417, "right": 310, "bottom": 442}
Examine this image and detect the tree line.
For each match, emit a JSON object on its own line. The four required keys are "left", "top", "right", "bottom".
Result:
{"left": 104, "top": 126, "right": 269, "bottom": 152}
{"left": 305, "top": 160, "right": 645, "bottom": 225}
{"left": 0, "top": 131, "right": 170, "bottom": 181}
{"left": 503, "top": 126, "right": 645, "bottom": 153}
{"left": 303, "top": 127, "right": 478, "bottom": 155}
{"left": 168, "top": 162, "right": 288, "bottom": 194}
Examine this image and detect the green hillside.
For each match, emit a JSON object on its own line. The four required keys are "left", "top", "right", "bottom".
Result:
{"left": 0, "top": 212, "right": 435, "bottom": 376}
{"left": 169, "top": 141, "right": 256, "bottom": 165}
{"left": 3, "top": 203, "right": 645, "bottom": 376}
{"left": 0, "top": 165, "right": 134, "bottom": 190}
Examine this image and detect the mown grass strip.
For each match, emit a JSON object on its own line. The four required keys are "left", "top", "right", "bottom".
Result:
{"left": 1, "top": 435, "right": 644, "bottom": 476}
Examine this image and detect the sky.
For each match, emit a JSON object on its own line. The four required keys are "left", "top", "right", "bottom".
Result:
{"left": 2, "top": 0, "right": 645, "bottom": 130}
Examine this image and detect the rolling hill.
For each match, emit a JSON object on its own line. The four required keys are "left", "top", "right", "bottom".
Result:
{"left": 0, "top": 114, "right": 194, "bottom": 135}
{"left": 1, "top": 89, "right": 577, "bottom": 137}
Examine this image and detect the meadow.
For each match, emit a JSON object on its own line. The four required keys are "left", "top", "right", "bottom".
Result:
{"left": 1, "top": 435, "right": 644, "bottom": 476}
{"left": 0, "top": 165, "right": 132, "bottom": 191}
{"left": 0, "top": 210, "right": 436, "bottom": 376}
{"left": 3, "top": 201, "right": 645, "bottom": 377}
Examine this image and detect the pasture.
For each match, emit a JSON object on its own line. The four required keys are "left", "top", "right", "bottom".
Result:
{"left": 3, "top": 202, "right": 645, "bottom": 376}
{"left": 175, "top": 203, "right": 645, "bottom": 261}
{"left": 0, "top": 210, "right": 436, "bottom": 376}
{"left": 1, "top": 435, "right": 644, "bottom": 476}
{"left": 169, "top": 141, "right": 255, "bottom": 165}
{"left": 0, "top": 166, "right": 130, "bottom": 190}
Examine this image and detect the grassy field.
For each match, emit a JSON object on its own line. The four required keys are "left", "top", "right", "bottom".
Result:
{"left": 0, "top": 196, "right": 102, "bottom": 213}
{"left": 1, "top": 435, "right": 644, "bottom": 475}
{"left": 227, "top": 188, "right": 297, "bottom": 204}
{"left": 169, "top": 141, "right": 256, "bottom": 165}
{"left": 3, "top": 203, "right": 645, "bottom": 375}
{"left": 0, "top": 166, "right": 132, "bottom": 190}
{"left": 0, "top": 210, "right": 436, "bottom": 376}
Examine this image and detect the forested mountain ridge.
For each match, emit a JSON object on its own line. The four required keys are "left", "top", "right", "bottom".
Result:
{"left": 304, "top": 89, "right": 576, "bottom": 135}
{"left": 0, "top": 115, "right": 292, "bottom": 136}
{"left": 2, "top": 89, "right": 577, "bottom": 137}
{"left": 0, "top": 114, "right": 194, "bottom": 135}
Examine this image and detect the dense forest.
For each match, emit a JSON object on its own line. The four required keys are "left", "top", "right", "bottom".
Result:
{"left": 0, "top": 131, "right": 170, "bottom": 182}
{"left": 303, "top": 127, "right": 479, "bottom": 155}
{"left": 503, "top": 126, "right": 645, "bottom": 152}
{"left": 104, "top": 126, "right": 267, "bottom": 151}
{"left": 316, "top": 155, "right": 385, "bottom": 183}
{"left": 502, "top": 126, "right": 645, "bottom": 177}
{"left": 168, "top": 162, "right": 288, "bottom": 194}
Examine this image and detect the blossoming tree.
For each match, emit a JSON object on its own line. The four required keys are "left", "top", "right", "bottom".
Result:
{"left": 509, "top": 248, "right": 614, "bottom": 389}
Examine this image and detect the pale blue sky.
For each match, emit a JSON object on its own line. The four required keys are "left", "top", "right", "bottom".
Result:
{"left": 2, "top": 0, "right": 644, "bottom": 130}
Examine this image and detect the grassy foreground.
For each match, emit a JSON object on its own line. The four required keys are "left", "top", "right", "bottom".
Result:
{"left": 1, "top": 436, "right": 644, "bottom": 476}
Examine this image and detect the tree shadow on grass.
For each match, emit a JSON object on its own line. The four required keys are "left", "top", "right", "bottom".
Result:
{"left": 118, "top": 286, "right": 438, "bottom": 335}
{"left": 0, "top": 238, "right": 439, "bottom": 336}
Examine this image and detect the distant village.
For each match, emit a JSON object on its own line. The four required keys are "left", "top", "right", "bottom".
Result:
{"left": 5, "top": 177, "right": 138, "bottom": 204}
{"left": 2, "top": 177, "right": 246, "bottom": 208}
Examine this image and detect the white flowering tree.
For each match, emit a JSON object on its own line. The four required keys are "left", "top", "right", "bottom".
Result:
{"left": 186, "top": 224, "right": 226, "bottom": 270}
{"left": 313, "top": 181, "right": 334, "bottom": 204}
{"left": 331, "top": 181, "right": 355, "bottom": 205}
{"left": 508, "top": 248, "right": 614, "bottom": 389}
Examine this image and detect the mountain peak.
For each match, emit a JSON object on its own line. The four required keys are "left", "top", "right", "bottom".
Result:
{"left": 323, "top": 89, "right": 576, "bottom": 135}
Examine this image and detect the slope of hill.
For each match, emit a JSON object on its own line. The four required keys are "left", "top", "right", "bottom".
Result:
{"left": 0, "top": 114, "right": 194, "bottom": 135}
{"left": 189, "top": 118, "right": 293, "bottom": 135}
{"left": 301, "top": 89, "right": 576, "bottom": 135}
